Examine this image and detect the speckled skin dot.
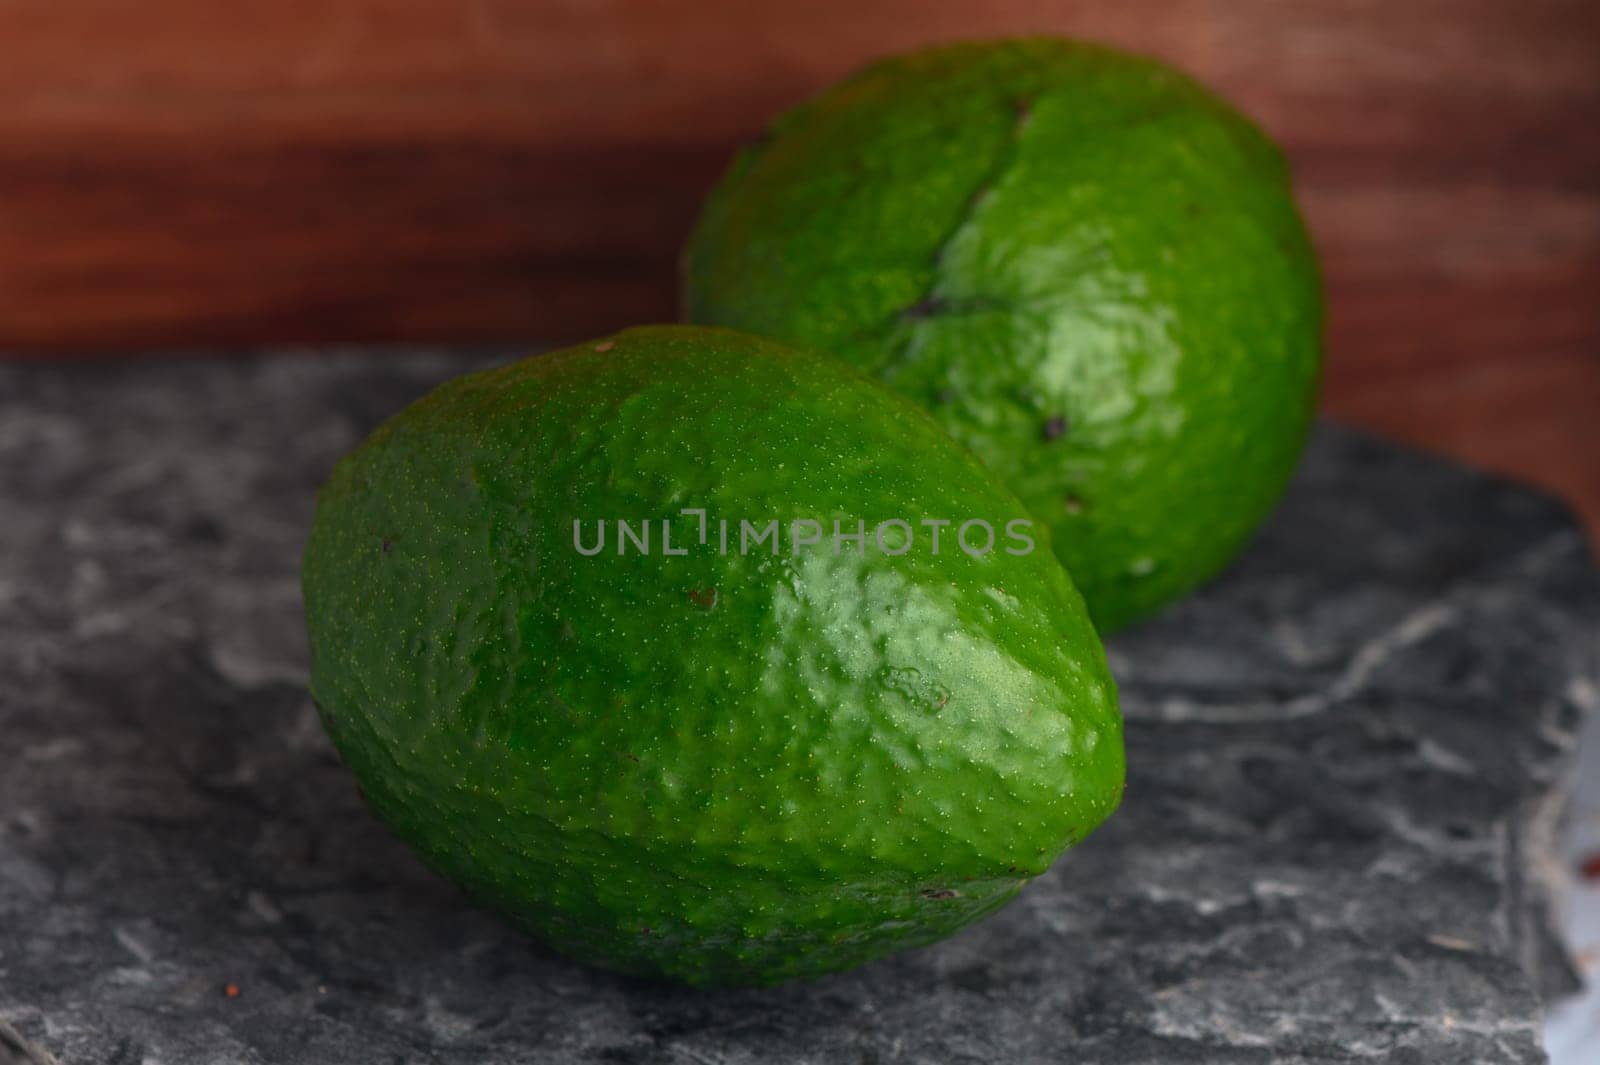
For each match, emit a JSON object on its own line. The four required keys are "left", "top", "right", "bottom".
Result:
{"left": 302, "top": 325, "right": 1123, "bottom": 986}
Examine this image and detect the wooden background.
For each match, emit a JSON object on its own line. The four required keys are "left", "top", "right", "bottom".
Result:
{"left": 1, "top": 1, "right": 1597, "bottom": 531}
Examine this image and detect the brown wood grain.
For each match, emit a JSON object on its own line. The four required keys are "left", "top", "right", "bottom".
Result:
{"left": 1, "top": 1, "right": 1597, "bottom": 531}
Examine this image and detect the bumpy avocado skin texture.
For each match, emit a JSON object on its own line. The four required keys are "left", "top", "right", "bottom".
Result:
{"left": 303, "top": 326, "right": 1122, "bottom": 987}
{"left": 684, "top": 38, "right": 1324, "bottom": 632}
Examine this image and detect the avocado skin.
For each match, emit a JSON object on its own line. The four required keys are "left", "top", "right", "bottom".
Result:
{"left": 303, "top": 325, "right": 1122, "bottom": 986}
{"left": 685, "top": 39, "right": 1323, "bottom": 631}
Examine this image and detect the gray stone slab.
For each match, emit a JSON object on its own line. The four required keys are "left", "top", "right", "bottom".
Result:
{"left": 1, "top": 352, "right": 1596, "bottom": 1065}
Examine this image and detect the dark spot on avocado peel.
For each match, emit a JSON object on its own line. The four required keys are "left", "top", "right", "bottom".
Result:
{"left": 920, "top": 888, "right": 959, "bottom": 900}
{"left": 687, "top": 587, "right": 718, "bottom": 609}
{"left": 380, "top": 537, "right": 394, "bottom": 553}
{"left": 1063, "top": 494, "right": 1086, "bottom": 515}
{"left": 1042, "top": 415, "right": 1069, "bottom": 442}
{"left": 901, "top": 295, "right": 946, "bottom": 321}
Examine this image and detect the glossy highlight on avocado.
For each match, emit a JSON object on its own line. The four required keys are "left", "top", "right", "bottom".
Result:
{"left": 302, "top": 325, "right": 1123, "bottom": 986}
{"left": 685, "top": 38, "right": 1323, "bottom": 631}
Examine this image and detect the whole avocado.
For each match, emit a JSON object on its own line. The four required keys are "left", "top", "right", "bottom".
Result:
{"left": 302, "top": 325, "right": 1122, "bottom": 986}
{"left": 684, "top": 38, "right": 1323, "bottom": 631}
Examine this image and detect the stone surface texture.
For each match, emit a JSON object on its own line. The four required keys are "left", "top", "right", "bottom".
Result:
{"left": 1, "top": 352, "right": 1596, "bottom": 1065}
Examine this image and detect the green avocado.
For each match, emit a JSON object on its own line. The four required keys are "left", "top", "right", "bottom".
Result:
{"left": 684, "top": 38, "right": 1323, "bottom": 631}
{"left": 303, "top": 325, "right": 1122, "bottom": 986}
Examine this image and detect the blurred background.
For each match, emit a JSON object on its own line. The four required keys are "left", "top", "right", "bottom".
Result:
{"left": 0, "top": 0, "right": 1596, "bottom": 532}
